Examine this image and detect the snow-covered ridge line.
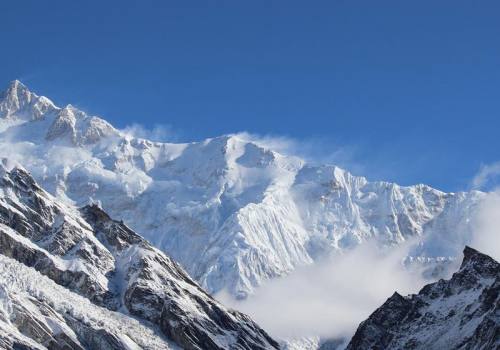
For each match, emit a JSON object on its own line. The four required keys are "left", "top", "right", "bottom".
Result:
{"left": 0, "top": 80, "right": 485, "bottom": 299}
{"left": 0, "top": 162, "right": 279, "bottom": 349}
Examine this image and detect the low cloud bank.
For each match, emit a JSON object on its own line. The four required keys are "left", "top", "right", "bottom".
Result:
{"left": 217, "top": 241, "right": 428, "bottom": 340}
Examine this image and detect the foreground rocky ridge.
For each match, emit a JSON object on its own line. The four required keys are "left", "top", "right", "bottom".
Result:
{"left": 344, "top": 246, "right": 499, "bottom": 350}
{"left": 0, "top": 81, "right": 485, "bottom": 299}
{"left": 0, "top": 160, "right": 279, "bottom": 349}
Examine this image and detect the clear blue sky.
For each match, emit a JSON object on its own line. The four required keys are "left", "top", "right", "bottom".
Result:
{"left": 1, "top": 1, "right": 499, "bottom": 191}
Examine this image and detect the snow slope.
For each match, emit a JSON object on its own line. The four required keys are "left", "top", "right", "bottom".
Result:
{"left": 0, "top": 80, "right": 485, "bottom": 298}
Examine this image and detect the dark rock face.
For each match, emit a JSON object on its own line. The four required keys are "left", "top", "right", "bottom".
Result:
{"left": 346, "top": 247, "right": 500, "bottom": 350}
{"left": 0, "top": 164, "right": 280, "bottom": 349}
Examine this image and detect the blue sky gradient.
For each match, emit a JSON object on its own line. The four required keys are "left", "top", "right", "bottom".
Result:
{"left": 1, "top": 1, "right": 499, "bottom": 191}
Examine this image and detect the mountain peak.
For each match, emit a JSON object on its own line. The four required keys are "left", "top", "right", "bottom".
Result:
{"left": 0, "top": 79, "right": 32, "bottom": 109}
{"left": 462, "top": 245, "right": 481, "bottom": 261}
{"left": 0, "top": 80, "right": 56, "bottom": 120}
{"left": 459, "top": 245, "right": 499, "bottom": 277}
{"left": 8, "top": 79, "right": 26, "bottom": 90}
{"left": 3, "top": 79, "right": 23, "bottom": 94}
{"left": 5, "top": 79, "right": 22, "bottom": 93}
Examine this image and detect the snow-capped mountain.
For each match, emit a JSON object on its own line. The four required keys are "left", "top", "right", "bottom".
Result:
{"left": 343, "top": 246, "right": 499, "bottom": 350}
{"left": 0, "top": 80, "right": 485, "bottom": 299}
{"left": 0, "top": 160, "right": 279, "bottom": 349}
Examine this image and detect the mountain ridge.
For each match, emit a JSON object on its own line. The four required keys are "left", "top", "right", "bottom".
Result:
{"left": 0, "top": 81, "right": 486, "bottom": 299}
{"left": 0, "top": 159, "right": 279, "bottom": 349}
